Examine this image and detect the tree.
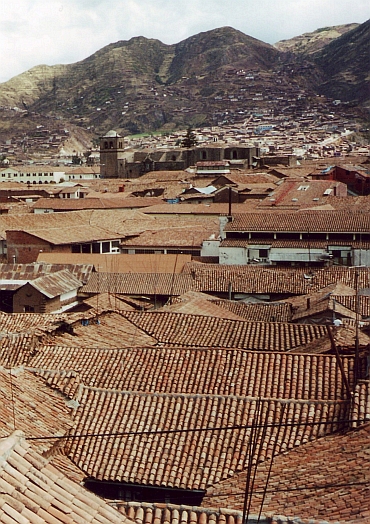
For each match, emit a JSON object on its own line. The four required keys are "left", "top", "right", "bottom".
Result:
{"left": 71, "top": 155, "right": 82, "bottom": 165}
{"left": 181, "top": 127, "right": 198, "bottom": 148}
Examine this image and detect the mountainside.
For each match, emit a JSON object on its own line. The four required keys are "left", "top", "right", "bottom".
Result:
{"left": 275, "top": 24, "right": 359, "bottom": 55}
{"left": 0, "top": 23, "right": 368, "bottom": 139}
{"left": 312, "top": 19, "right": 370, "bottom": 105}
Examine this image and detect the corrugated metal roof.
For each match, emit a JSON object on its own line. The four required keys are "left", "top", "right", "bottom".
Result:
{"left": 29, "top": 269, "right": 82, "bottom": 298}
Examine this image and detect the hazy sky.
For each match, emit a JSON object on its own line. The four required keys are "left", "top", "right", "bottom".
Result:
{"left": 1, "top": 0, "right": 368, "bottom": 83}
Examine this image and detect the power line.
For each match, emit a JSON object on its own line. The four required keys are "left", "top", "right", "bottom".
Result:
{"left": 25, "top": 416, "right": 368, "bottom": 442}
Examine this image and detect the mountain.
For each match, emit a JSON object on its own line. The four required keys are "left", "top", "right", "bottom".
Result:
{"left": 312, "top": 19, "right": 370, "bottom": 105}
{"left": 275, "top": 24, "right": 359, "bottom": 55}
{"left": 0, "top": 24, "right": 368, "bottom": 140}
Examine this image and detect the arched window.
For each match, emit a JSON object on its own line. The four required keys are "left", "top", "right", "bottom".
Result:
{"left": 171, "top": 155, "right": 176, "bottom": 161}
{"left": 109, "top": 141, "right": 114, "bottom": 148}
{"left": 104, "top": 141, "right": 108, "bottom": 149}
{"left": 201, "top": 150, "right": 207, "bottom": 160}
{"left": 232, "top": 150, "right": 238, "bottom": 159}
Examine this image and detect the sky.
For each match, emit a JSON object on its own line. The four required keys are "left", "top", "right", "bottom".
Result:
{"left": 1, "top": 0, "right": 368, "bottom": 83}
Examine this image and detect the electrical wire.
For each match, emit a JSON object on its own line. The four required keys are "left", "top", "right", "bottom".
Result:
{"left": 25, "top": 416, "right": 368, "bottom": 441}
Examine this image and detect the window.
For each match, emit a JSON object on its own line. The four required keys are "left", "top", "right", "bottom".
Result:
{"left": 24, "top": 305, "right": 35, "bottom": 313}
{"left": 101, "top": 241, "right": 110, "bottom": 253}
{"left": 259, "top": 249, "right": 269, "bottom": 258}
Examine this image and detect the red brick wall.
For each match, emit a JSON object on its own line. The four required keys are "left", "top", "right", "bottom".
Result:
{"left": 6, "top": 231, "right": 51, "bottom": 263}
{"left": 6, "top": 230, "right": 71, "bottom": 263}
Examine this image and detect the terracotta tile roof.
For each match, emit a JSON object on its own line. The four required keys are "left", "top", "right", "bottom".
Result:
{"left": 291, "top": 296, "right": 357, "bottom": 322}
{"left": 32, "top": 196, "right": 164, "bottom": 210}
{"left": 220, "top": 238, "right": 370, "bottom": 249}
{"left": 212, "top": 173, "right": 279, "bottom": 185}
{"left": 290, "top": 323, "right": 370, "bottom": 354}
{"left": 0, "top": 332, "right": 38, "bottom": 367}
{"left": 49, "top": 311, "right": 158, "bottom": 349}
{"left": 185, "top": 263, "right": 370, "bottom": 297}
{"left": 203, "top": 418, "right": 370, "bottom": 523}
{"left": 81, "top": 273, "right": 195, "bottom": 296}
{"left": 3, "top": 209, "right": 211, "bottom": 245}
{"left": 120, "top": 226, "right": 217, "bottom": 248}
{"left": 286, "top": 284, "right": 359, "bottom": 322}
{"left": 117, "top": 501, "right": 248, "bottom": 524}
{"left": 159, "top": 295, "right": 246, "bottom": 320}
{"left": 257, "top": 179, "right": 346, "bottom": 209}
{"left": 0, "top": 431, "right": 132, "bottom": 523}
{"left": 313, "top": 266, "right": 370, "bottom": 292}
{"left": 351, "top": 380, "right": 370, "bottom": 428}
{"left": 140, "top": 203, "right": 258, "bottom": 216}
{"left": 325, "top": 194, "right": 370, "bottom": 211}
{"left": 0, "top": 369, "right": 72, "bottom": 454}
{"left": 136, "top": 170, "right": 191, "bottom": 182}
{"left": 183, "top": 263, "right": 313, "bottom": 295}
{"left": 66, "top": 387, "right": 351, "bottom": 491}
{"left": 166, "top": 292, "right": 291, "bottom": 322}
{"left": 333, "top": 294, "right": 370, "bottom": 318}
{"left": 37, "top": 253, "right": 191, "bottom": 273}
{"left": 212, "top": 300, "right": 292, "bottom": 322}
{"left": 48, "top": 453, "right": 86, "bottom": 484}
{"left": 225, "top": 210, "right": 370, "bottom": 233}
{"left": 120, "top": 311, "right": 327, "bottom": 350}
{"left": 81, "top": 292, "right": 137, "bottom": 312}
{"left": 0, "top": 311, "right": 67, "bottom": 337}
{"left": 27, "top": 346, "right": 358, "bottom": 401}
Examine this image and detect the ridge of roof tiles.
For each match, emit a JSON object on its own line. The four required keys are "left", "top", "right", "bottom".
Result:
{"left": 119, "top": 311, "right": 328, "bottom": 350}
{"left": 26, "top": 346, "right": 360, "bottom": 401}
{"left": 66, "top": 387, "right": 351, "bottom": 491}
{"left": 0, "top": 430, "right": 133, "bottom": 524}
{"left": 203, "top": 418, "right": 370, "bottom": 523}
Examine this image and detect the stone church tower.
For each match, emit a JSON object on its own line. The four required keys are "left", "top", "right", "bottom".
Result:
{"left": 99, "top": 130, "right": 126, "bottom": 178}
